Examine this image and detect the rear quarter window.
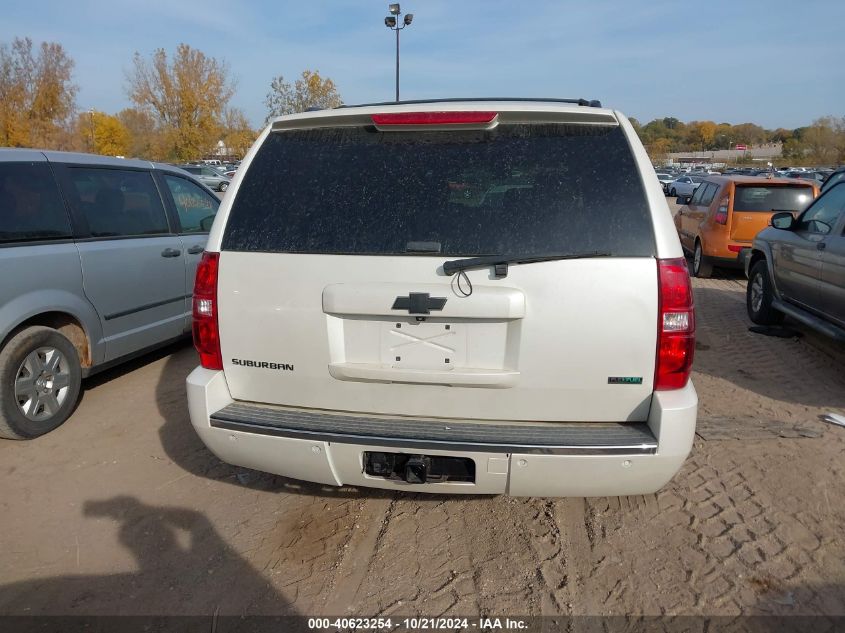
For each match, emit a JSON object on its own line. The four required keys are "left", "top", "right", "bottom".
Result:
{"left": 0, "top": 162, "right": 72, "bottom": 244}
{"left": 223, "top": 123, "right": 656, "bottom": 258}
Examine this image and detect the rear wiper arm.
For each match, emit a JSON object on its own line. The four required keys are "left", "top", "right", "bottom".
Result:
{"left": 442, "top": 251, "right": 611, "bottom": 277}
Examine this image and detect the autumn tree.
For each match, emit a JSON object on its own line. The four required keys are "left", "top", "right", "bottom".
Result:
{"left": 117, "top": 107, "right": 163, "bottom": 159}
{"left": 647, "top": 138, "right": 672, "bottom": 161}
{"left": 264, "top": 70, "right": 342, "bottom": 123}
{"left": 126, "top": 43, "right": 235, "bottom": 161}
{"left": 801, "top": 116, "right": 845, "bottom": 164}
{"left": 92, "top": 111, "right": 130, "bottom": 156}
{"left": 686, "top": 121, "right": 717, "bottom": 149}
{"left": 0, "top": 37, "right": 77, "bottom": 149}
{"left": 220, "top": 108, "right": 256, "bottom": 159}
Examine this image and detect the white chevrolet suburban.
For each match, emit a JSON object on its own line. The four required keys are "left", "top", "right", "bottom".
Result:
{"left": 186, "top": 99, "right": 697, "bottom": 496}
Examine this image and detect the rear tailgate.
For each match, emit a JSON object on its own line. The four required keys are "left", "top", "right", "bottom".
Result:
{"left": 730, "top": 183, "right": 815, "bottom": 242}
{"left": 216, "top": 108, "right": 660, "bottom": 423}
{"left": 217, "top": 254, "right": 657, "bottom": 422}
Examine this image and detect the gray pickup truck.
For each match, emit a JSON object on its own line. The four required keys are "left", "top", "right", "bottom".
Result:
{"left": 0, "top": 149, "right": 220, "bottom": 439}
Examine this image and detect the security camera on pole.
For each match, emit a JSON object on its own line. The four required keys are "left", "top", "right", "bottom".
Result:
{"left": 384, "top": 4, "right": 413, "bottom": 102}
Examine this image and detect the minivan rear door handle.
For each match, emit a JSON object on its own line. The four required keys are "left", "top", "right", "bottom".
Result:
{"left": 187, "top": 245, "right": 204, "bottom": 255}
{"left": 161, "top": 248, "right": 182, "bottom": 258}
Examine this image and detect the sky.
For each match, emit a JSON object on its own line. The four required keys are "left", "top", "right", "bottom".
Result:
{"left": 2, "top": 0, "right": 844, "bottom": 130}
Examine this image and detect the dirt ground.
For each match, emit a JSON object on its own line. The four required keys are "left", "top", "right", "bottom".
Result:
{"left": 1, "top": 245, "right": 845, "bottom": 620}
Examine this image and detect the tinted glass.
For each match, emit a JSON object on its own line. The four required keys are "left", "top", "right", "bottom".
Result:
{"left": 67, "top": 168, "right": 169, "bottom": 237}
{"left": 224, "top": 124, "right": 655, "bottom": 257}
{"left": 689, "top": 183, "right": 707, "bottom": 205}
{"left": 164, "top": 175, "right": 220, "bottom": 233}
{"left": 796, "top": 184, "right": 845, "bottom": 235}
{"left": 822, "top": 171, "right": 845, "bottom": 192}
{"left": 0, "top": 162, "right": 71, "bottom": 243}
{"left": 690, "top": 176, "right": 706, "bottom": 183}
{"left": 733, "top": 185, "right": 814, "bottom": 213}
{"left": 700, "top": 183, "right": 719, "bottom": 206}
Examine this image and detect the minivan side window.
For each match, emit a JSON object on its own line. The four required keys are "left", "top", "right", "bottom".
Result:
{"left": 163, "top": 175, "right": 220, "bottom": 233}
{"left": 67, "top": 168, "right": 169, "bottom": 238}
{"left": 0, "top": 162, "right": 72, "bottom": 244}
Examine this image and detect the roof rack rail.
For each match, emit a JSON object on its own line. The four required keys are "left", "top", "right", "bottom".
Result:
{"left": 337, "top": 97, "right": 603, "bottom": 109}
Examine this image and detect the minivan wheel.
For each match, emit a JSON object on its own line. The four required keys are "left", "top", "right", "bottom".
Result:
{"left": 670, "top": 187, "right": 677, "bottom": 197}
{"left": 747, "top": 260, "right": 784, "bottom": 326}
{"left": 0, "top": 326, "right": 82, "bottom": 440}
{"left": 219, "top": 182, "right": 229, "bottom": 192}
{"left": 692, "top": 241, "right": 713, "bottom": 278}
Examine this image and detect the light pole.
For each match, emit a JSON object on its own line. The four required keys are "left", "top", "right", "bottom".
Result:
{"left": 384, "top": 4, "right": 413, "bottom": 102}
{"left": 88, "top": 109, "right": 95, "bottom": 153}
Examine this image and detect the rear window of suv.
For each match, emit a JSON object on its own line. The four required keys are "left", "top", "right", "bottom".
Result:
{"left": 223, "top": 123, "right": 655, "bottom": 257}
{"left": 733, "top": 185, "right": 814, "bottom": 212}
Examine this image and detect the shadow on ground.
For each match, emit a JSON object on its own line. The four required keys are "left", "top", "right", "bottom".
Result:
{"left": 0, "top": 496, "right": 295, "bottom": 620}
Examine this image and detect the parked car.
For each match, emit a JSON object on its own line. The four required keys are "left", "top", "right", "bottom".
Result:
{"left": 746, "top": 182, "right": 845, "bottom": 342}
{"left": 178, "top": 165, "right": 231, "bottom": 192}
{"left": 674, "top": 176, "right": 818, "bottom": 277}
{"left": 185, "top": 98, "right": 698, "bottom": 497}
{"left": 785, "top": 171, "right": 825, "bottom": 184}
{"left": 656, "top": 172, "right": 674, "bottom": 194}
{"left": 668, "top": 175, "right": 704, "bottom": 197}
{"left": 0, "top": 150, "right": 221, "bottom": 438}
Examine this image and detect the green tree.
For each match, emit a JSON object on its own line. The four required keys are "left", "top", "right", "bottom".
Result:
{"left": 264, "top": 70, "right": 342, "bottom": 123}
{"left": 126, "top": 43, "right": 235, "bottom": 161}
{"left": 0, "top": 37, "right": 77, "bottom": 148}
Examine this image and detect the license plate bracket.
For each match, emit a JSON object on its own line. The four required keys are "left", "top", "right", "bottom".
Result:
{"left": 380, "top": 321, "right": 466, "bottom": 369}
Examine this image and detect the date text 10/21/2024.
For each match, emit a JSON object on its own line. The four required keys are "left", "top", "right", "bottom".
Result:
{"left": 307, "top": 617, "right": 530, "bottom": 631}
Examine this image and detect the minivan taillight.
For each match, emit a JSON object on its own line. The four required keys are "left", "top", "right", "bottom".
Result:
{"left": 192, "top": 252, "right": 222, "bottom": 370}
{"left": 655, "top": 258, "right": 695, "bottom": 390}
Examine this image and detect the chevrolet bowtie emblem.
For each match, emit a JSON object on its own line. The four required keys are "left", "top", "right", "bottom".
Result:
{"left": 392, "top": 292, "right": 447, "bottom": 315}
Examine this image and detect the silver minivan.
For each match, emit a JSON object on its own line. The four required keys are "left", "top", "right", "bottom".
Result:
{"left": 0, "top": 149, "right": 220, "bottom": 439}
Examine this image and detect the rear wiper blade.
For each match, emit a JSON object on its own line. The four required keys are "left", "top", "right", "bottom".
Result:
{"left": 442, "top": 251, "right": 611, "bottom": 276}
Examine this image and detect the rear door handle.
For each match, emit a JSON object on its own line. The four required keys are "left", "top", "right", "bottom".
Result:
{"left": 187, "top": 245, "right": 204, "bottom": 255}
{"left": 817, "top": 242, "right": 826, "bottom": 251}
{"left": 161, "top": 248, "right": 182, "bottom": 258}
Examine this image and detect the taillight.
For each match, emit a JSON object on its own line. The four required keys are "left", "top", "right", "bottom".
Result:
{"left": 714, "top": 197, "right": 729, "bottom": 224}
{"left": 371, "top": 111, "right": 498, "bottom": 126}
{"left": 192, "top": 252, "right": 222, "bottom": 370}
{"left": 655, "top": 258, "right": 695, "bottom": 390}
